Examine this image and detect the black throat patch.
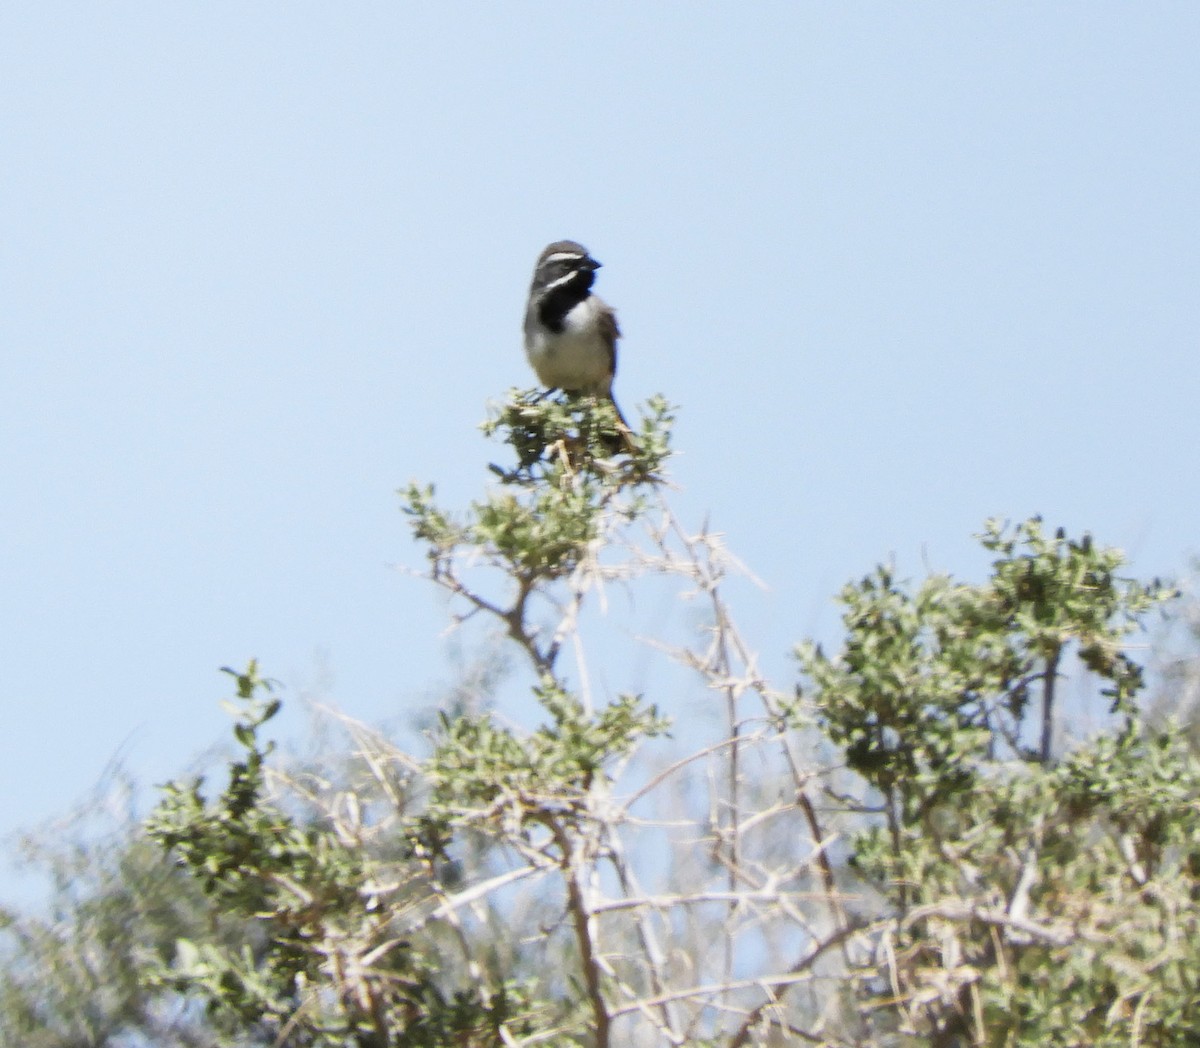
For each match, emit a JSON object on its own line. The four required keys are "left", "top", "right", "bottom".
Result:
{"left": 537, "top": 267, "right": 595, "bottom": 334}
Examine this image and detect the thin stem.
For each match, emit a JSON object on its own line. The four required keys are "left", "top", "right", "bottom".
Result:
{"left": 1040, "top": 645, "right": 1061, "bottom": 764}
{"left": 726, "top": 920, "right": 871, "bottom": 1046}
{"left": 550, "top": 820, "right": 610, "bottom": 1048}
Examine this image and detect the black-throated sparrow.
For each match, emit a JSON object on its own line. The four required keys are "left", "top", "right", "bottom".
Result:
{"left": 523, "top": 240, "right": 632, "bottom": 440}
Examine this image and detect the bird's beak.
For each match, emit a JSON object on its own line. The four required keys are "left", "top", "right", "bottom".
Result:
{"left": 585, "top": 257, "right": 602, "bottom": 271}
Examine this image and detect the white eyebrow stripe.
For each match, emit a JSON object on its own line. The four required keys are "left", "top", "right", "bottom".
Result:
{"left": 543, "top": 251, "right": 586, "bottom": 264}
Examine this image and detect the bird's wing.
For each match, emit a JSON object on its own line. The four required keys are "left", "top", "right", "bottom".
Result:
{"left": 598, "top": 304, "right": 621, "bottom": 379}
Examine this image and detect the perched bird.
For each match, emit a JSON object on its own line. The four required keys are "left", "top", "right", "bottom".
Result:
{"left": 522, "top": 240, "right": 632, "bottom": 443}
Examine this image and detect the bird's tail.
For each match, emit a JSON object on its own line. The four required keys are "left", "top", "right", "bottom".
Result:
{"left": 604, "top": 393, "right": 637, "bottom": 454}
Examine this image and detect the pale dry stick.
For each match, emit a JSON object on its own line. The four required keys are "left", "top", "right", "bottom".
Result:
{"left": 336, "top": 716, "right": 423, "bottom": 815}
{"left": 548, "top": 818, "right": 612, "bottom": 1048}
{"left": 609, "top": 921, "right": 868, "bottom": 1025}
{"left": 664, "top": 525, "right": 862, "bottom": 1014}
{"left": 547, "top": 486, "right": 674, "bottom": 706}
{"left": 667, "top": 823, "right": 848, "bottom": 948}
{"left": 660, "top": 508, "right": 856, "bottom": 982}
{"left": 272, "top": 986, "right": 325, "bottom": 1048}
{"left": 734, "top": 796, "right": 803, "bottom": 837}
{"left": 620, "top": 733, "right": 750, "bottom": 815}
{"left": 637, "top": 491, "right": 766, "bottom": 593}
{"left": 415, "top": 830, "right": 550, "bottom": 984}
{"left": 658, "top": 505, "right": 854, "bottom": 959}
{"left": 731, "top": 841, "right": 849, "bottom": 944}
{"left": 542, "top": 556, "right": 591, "bottom": 679}
{"left": 970, "top": 979, "right": 986, "bottom": 1048}
{"left": 796, "top": 788, "right": 851, "bottom": 953}
{"left": 712, "top": 595, "right": 745, "bottom": 1002}
{"left": 631, "top": 625, "right": 750, "bottom": 886}
{"left": 593, "top": 952, "right": 685, "bottom": 1048}
{"left": 475, "top": 492, "right": 768, "bottom": 1037}
{"left": 570, "top": 624, "right": 595, "bottom": 717}
{"left": 407, "top": 548, "right": 560, "bottom": 676}
{"left": 616, "top": 988, "right": 759, "bottom": 1026}
{"left": 899, "top": 901, "right": 1081, "bottom": 948}
{"left": 725, "top": 919, "right": 876, "bottom": 1048}
{"left": 414, "top": 851, "right": 489, "bottom": 984}
{"left": 334, "top": 737, "right": 564, "bottom": 978}
{"left": 500, "top": 1023, "right": 578, "bottom": 1047}
{"left": 676, "top": 771, "right": 825, "bottom": 1039}
{"left": 591, "top": 887, "right": 839, "bottom": 916}
{"left": 402, "top": 862, "right": 550, "bottom": 933}
{"left": 329, "top": 789, "right": 364, "bottom": 850}
{"left": 413, "top": 458, "right": 864, "bottom": 1040}
{"left": 600, "top": 825, "right": 683, "bottom": 1041}
{"left": 543, "top": 551, "right": 642, "bottom": 684}
{"left": 1129, "top": 989, "right": 1153, "bottom": 1048}
{"left": 416, "top": 468, "right": 646, "bottom": 683}
{"left": 703, "top": 643, "right": 838, "bottom": 911}
{"left": 272, "top": 896, "right": 406, "bottom": 1048}
{"left": 633, "top": 528, "right": 801, "bottom": 1003}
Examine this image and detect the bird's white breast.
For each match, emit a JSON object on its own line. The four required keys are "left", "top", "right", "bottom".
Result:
{"left": 524, "top": 296, "right": 612, "bottom": 394}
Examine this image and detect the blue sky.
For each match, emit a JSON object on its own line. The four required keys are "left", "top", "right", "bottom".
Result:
{"left": 2, "top": 5, "right": 1198, "bottom": 893}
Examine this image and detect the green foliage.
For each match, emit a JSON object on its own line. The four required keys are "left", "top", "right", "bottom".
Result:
{"left": 424, "top": 682, "right": 670, "bottom": 837}
{"left": 801, "top": 518, "right": 1172, "bottom": 815}
{"left": 148, "top": 665, "right": 544, "bottom": 1046}
{"left": 148, "top": 665, "right": 310, "bottom": 908}
{"left": 402, "top": 391, "right": 673, "bottom": 680}
{"left": 799, "top": 518, "right": 1197, "bottom": 1045}
{"left": 480, "top": 388, "right": 673, "bottom": 488}
{"left": 143, "top": 394, "right": 677, "bottom": 1046}
{"left": 11, "top": 385, "right": 1200, "bottom": 1047}
{"left": 0, "top": 776, "right": 229, "bottom": 1047}
{"left": 981, "top": 517, "right": 1166, "bottom": 717}
{"left": 404, "top": 391, "right": 673, "bottom": 585}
